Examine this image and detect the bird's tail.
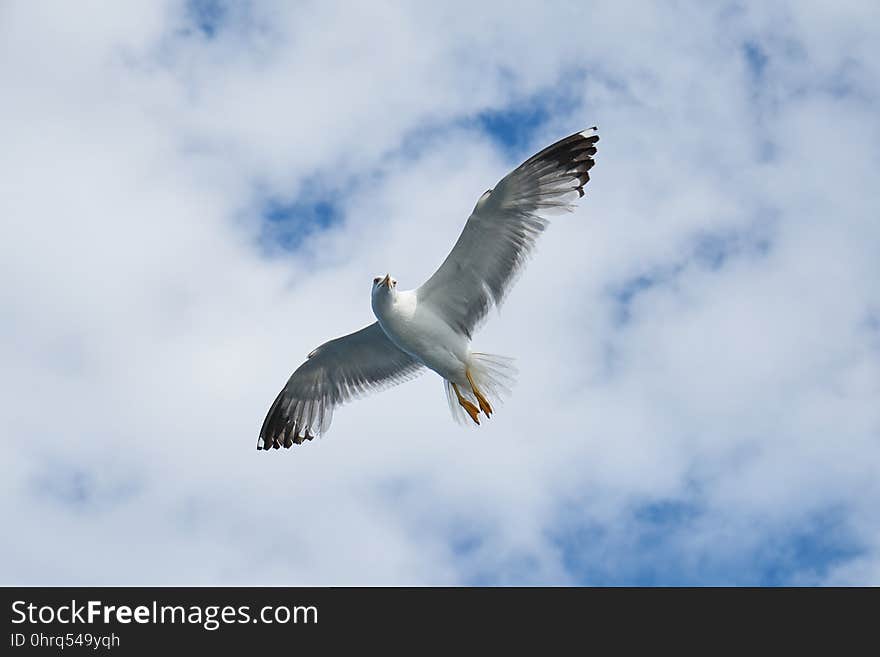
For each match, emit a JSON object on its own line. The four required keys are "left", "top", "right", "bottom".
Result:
{"left": 444, "top": 352, "right": 518, "bottom": 425}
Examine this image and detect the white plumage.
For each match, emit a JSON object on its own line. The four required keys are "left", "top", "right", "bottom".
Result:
{"left": 259, "top": 128, "right": 599, "bottom": 450}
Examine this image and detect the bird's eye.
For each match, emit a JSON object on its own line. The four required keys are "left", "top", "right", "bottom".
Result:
{"left": 373, "top": 277, "right": 381, "bottom": 284}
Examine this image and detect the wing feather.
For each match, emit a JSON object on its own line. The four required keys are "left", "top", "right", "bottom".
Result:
{"left": 258, "top": 322, "right": 423, "bottom": 450}
{"left": 416, "top": 128, "right": 599, "bottom": 337}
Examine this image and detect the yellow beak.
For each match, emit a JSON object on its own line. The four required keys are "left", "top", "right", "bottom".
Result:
{"left": 381, "top": 273, "right": 391, "bottom": 288}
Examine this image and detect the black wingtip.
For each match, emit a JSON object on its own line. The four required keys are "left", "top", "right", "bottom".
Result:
{"left": 257, "top": 423, "right": 318, "bottom": 452}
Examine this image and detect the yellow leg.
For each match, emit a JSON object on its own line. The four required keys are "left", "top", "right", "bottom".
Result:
{"left": 466, "top": 369, "right": 493, "bottom": 418}
{"left": 452, "top": 382, "right": 481, "bottom": 425}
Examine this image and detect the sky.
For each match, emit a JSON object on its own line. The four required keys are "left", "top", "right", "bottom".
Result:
{"left": 1, "top": 1, "right": 879, "bottom": 585}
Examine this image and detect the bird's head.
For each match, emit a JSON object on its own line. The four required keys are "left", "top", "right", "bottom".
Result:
{"left": 371, "top": 273, "right": 397, "bottom": 297}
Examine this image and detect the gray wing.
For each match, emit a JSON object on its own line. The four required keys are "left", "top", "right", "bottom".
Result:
{"left": 416, "top": 128, "right": 599, "bottom": 338}
{"left": 259, "top": 322, "right": 423, "bottom": 450}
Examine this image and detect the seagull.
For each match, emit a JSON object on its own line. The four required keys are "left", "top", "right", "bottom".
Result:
{"left": 259, "top": 127, "right": 599, "bottom": 450}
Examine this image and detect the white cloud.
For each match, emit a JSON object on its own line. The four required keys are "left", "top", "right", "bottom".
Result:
{"left": 1, "top": 1, "right": 878, "bottom": 585}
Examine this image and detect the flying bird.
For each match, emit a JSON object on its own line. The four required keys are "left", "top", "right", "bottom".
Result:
{"left": 259, "top": 128, "right": 599, "bottom": 450}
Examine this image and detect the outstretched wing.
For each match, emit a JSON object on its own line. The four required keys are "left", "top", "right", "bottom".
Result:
{"left": 259, "top": 322, "right": 423, "bottom": 450}
{"left": 417, "top": 128, "right": 599, "bottom": 338}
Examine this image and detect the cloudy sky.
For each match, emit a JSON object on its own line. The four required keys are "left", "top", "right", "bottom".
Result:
{"left": 2, "top": 1, "right": 879, "bottom": 585}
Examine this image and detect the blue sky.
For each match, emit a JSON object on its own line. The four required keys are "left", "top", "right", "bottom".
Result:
{"left": 1, "top": 1, "right": 879, "bottom": 586}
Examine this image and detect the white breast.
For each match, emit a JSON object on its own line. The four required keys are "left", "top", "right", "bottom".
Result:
{"left": 372, "top": 289, "right": 469, "bottom": 383}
